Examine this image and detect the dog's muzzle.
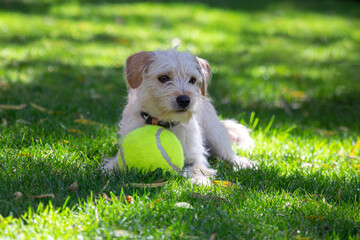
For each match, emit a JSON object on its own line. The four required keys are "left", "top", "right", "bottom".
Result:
{"left": 176, "top": 95, "right": 190, "bottom": 109}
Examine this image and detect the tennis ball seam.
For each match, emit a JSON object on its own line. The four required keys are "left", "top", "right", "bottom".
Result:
{"left": 155, "top": 128, "right": 181, "bottom": 173}
{"left": 119, "top": 145, "right": 127, "bottom": 171}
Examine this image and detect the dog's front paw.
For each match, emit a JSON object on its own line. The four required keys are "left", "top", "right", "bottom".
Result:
{"left": 187, "top": 165, "right": 217, "bottom": 185}
{"left": 189, "top": 175, "right": 213, "bottom": 186}
{"left": 102, "top": 154, "right": 119, "bottom": 174}
{"left": 232, "top": 156, "right": 257, "bottom": 171}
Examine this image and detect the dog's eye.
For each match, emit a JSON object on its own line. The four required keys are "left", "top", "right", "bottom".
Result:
{"left": 189, "top": 77, "right": 196, "bottom": 84}
{"left": 158, "top": 75, "right": 170, "bottom": 83}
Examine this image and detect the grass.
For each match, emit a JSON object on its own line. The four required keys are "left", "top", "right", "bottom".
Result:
{"left": 0, "top": 0, "right": 360, "bottom": 238}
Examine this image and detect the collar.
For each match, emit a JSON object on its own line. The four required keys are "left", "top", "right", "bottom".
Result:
{"left": 140, "top": 111, "right": 179, "bottom": 129}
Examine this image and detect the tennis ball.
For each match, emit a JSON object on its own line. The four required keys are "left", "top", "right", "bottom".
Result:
{"left": 118, "top": 125, "right": 184, "bottom": 174}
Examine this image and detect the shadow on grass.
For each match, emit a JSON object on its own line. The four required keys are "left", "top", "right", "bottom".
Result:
{"left": 202, "top": 44, "right": 360, "bottom": 132}
{"left": 234, "top": 165, "right": 360, "bottom": 204}
{"left": 0, "top": 46, "right": 360, "bottom": 135}
{"left": 216, "top": 88, "right": 360, "bottom": 134}
{"left": 0, "top": 160, "right": 173, "bottom": 217}
{"left": 1, "top": 160, "right": 359, "bottom": 238}
{"left": 0, "top": 60, "right": 126, "bottom": 119}
{"left": 183, "top": 164, "right": 360, "bottom": 238}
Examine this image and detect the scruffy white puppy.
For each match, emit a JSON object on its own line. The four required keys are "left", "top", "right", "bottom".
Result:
{"left": 103, "top": 49, "right": 254, "bottom": 184}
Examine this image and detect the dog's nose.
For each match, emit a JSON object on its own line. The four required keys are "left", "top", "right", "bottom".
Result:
{"left": 176, "top": 95, "right": 190, "bottom": 108}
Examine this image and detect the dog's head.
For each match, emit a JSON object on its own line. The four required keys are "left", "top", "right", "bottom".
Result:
{"left": 125, "top": 49, "right": 211, "bottom": 122}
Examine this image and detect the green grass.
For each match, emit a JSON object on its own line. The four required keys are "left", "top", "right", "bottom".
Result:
{"left": 1, "top": 0, "right": 360, "bottom": 238}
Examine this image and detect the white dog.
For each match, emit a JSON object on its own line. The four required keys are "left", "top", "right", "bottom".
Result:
{"left": 103, "top": 49, "right": 255, "bottom": 184}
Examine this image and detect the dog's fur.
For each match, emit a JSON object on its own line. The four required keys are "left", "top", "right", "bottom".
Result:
{"left": 103, "top": 49, "right": 255, "bottom": 184}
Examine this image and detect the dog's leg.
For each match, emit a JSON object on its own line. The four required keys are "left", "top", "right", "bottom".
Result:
{"left": 102, "top": 152, "right": 119, "bottom": 173}
{"left": 171, "top": 119, "right": 217, "bottom": 185}
{"left": 198, "top": 99, "right": 255, "bottom": 169}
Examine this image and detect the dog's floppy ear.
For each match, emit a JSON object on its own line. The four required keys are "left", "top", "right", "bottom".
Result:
{"left": 125, "top": 51, "right": 153, "bottom": 89}
{"left": 196, "top": 57, "right": 211, "bottom": 96}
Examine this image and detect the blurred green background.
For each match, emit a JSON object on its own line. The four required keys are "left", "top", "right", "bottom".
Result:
{"left": 1, "top": 0, "right": 359, "bottom": 133}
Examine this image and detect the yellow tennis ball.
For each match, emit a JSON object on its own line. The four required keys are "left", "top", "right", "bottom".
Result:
{"left": 118, "top": 125, "right": 184, "bottom": 174}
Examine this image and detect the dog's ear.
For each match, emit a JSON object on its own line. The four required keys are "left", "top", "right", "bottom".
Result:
{"left": 125, "top": 51, "right": 153, "bottom": 89}
{"left": 196, "top": 57, "right": 211, "bottom": 96}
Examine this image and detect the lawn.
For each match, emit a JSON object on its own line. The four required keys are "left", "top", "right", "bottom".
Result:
{"left": 0, "top": 0, "right": 360, "bottom": 238}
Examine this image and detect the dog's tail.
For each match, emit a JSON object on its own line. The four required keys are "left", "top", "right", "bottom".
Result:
{"left": 221, "top": 119, "right": 255, "bottom": 150}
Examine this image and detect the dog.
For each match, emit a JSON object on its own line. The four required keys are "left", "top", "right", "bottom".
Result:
{"left": 103, "top": 48, "right": 255, "bottom": 184}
